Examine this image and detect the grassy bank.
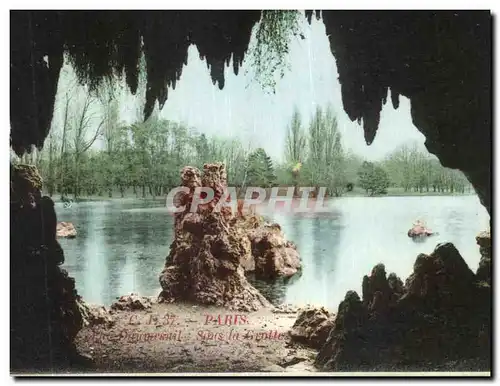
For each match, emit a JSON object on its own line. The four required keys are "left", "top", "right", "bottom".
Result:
{"left": 47, "top": 186, "right": 475, "bottom": 204}
{"left": 343, "top": 186, "right": 475, "bottom": 198}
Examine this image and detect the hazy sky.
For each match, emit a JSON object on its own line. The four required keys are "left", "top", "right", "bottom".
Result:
{"left": 55, "top": 15, "right": 427, "bottom": 163}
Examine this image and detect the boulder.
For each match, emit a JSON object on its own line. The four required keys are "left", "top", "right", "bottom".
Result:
{"left": 56, "top": 222, "right": 77, "bottom": 238}
{"left": 248, "top": 224, "right": 302, "bottom": 279}
{"left": 272, "top": 303, "right": 300, "bottom": 314}
{"left": 407, "top": 221, "right": 434, "bottom": 239}
{"left": 408, "top": 226, "right": 434, "bottom": 238}
{"left": 290, "top": 307, "right": 335, "bottom": 349}
{"left": 78, "top": 300, "right": 115, "bottom": 327}
{"left": 111, "top": 293, "right": 153, "bottom": 311}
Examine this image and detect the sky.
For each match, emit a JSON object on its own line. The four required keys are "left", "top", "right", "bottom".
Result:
{"left": 54, "top": 14, "right": 427, "bottom": 163}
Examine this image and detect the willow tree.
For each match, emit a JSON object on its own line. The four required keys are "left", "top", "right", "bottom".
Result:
{"left": 247, "top": 10, "right": 303, "bottom": 92}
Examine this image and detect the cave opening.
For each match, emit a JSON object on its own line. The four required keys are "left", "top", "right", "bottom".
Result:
{"left": 10, "top": 10, "right": 491, "bottom": 374}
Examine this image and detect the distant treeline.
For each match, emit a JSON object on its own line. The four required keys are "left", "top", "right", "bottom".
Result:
{"left": 12, "top": 85, "right": 471, "bottom": 200}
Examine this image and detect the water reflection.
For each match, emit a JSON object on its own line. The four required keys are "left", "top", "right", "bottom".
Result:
{"left": 255, "top": 209, "right": 344, "bottom": 308}
{"left": 59, "top": 199, "right": 172, "bottom": 305}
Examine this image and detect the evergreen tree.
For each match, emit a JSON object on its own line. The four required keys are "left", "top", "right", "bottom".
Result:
{"left": 247, "top": 148, "right": 276, "bottom": 188}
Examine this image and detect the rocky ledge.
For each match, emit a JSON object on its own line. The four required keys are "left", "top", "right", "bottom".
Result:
{"left": 246, "top": 223, "right": 301, "bottom": 279}
{"left": 310, "top": 242, "right": 491, "bottom": 371}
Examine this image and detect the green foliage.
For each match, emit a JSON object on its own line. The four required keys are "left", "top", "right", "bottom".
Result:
{"left": 285, "top": 106, "right": 307, "bottom": 165}
{"left": 36, "top": 110, "right": 254, "bottom": 198}
{"left": 382, "top": 142, "right": 471, "bottom": 193}
{"left": 195, "top": 134, "right": 210, "bottom": 166}
{"left": 297, "top": 105, "right": 347, "bottom": 196}
{"left": 357, "top": 161, "right": 391, "bottom": 196}
{"left": 33, "top": 75, "right": 472, "bottom": 200}
{"left": 246, "top": 148, "right": 276, "bottom": 188}
{"left": 246, "top": 10, "right": 302, "bottom": 93}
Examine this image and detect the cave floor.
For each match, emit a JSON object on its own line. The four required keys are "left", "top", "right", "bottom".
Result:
{"left": 72, "top": 303, "right": 318, "bottom": 374}
{"left": 10, "top": 302, "right": 490, "bottom": 375}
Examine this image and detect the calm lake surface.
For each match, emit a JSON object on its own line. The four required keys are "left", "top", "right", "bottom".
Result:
{"left": 57, "top": 195, "right": 490, "bottom": 310}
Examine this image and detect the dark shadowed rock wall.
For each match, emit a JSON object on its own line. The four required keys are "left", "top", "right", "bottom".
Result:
{"left": 10, "top": 164, "right": 86, "bottom": 372}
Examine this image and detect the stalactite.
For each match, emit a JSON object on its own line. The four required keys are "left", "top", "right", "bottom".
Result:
{"left": 10, "top": 10, "right": 261, "bottom": 156}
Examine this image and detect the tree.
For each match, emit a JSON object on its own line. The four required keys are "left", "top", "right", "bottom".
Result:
{"left": 59, "top": 87, "right": 73, "bottom": 199}
{"left": 285, "top": 107, "right": 307, "bottom": 165}
{"left": 301, "top": 104, "right": 346, "bottom": 196}
{"left": 323, "top": 105, "right": 346, "bottom": 196}
{"left": 357, "top": 161, "right": 390, "bottom": 196}
{"left": 97, "top": 77, "right": 121, "bottom": 197}
{"left": 284, "top": 107, "right": 307, "bottom": 195}
{"left": 195, "top": 133, "right": 210, "bottom": 166}
{"left": 383, "top": 141, "right": 473, "bottom": 193}
{"left": 38, "top": 130, "right": 58, "bottom": 196}
{"left": 343, "top": 151, "right": 364, "bottom": 189}
{"left": 246, "top": 148, "right": 276, "bottom": 188}
{"left": 70, "top": 91, "right": 104, "bottom": 200}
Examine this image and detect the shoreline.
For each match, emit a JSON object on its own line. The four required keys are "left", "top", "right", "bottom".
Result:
{"left": 49, "top": 191, "right": 476, "bottom": 204}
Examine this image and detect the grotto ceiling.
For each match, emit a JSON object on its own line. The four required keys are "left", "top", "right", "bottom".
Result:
{"left": 10, "top": 10, "right": 491, "bottom": 213}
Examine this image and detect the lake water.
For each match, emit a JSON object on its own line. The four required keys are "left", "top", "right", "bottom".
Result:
{"left": 57, "top": 195, "right": 490, "bottom": 310}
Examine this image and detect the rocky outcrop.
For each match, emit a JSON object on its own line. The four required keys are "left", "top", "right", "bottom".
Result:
{"left": 407, "top": 227, "right": 433, "bottom": 238}
{"left": 56, "top": 222, "right": 77, "bottom": 238}
{"left": 290, "top": 307, "right": 335, "bottom": 350}
{"left": 78, "top": 300, "right": 115, "bottom": 327}
{"left": 314, "top": 243, "right": 491, "bottom": 371}
{"left": 10, "top": 164, "right": 42, "bottom": 209}
{"left": 476, "top": 231, "right": 491, "bottom": 285}
{"left": 10, "top": 164, "right": 88, "bottom": 372}
{"left": 272, "top": 303, "right": 300, "bottom": 314}
{"left": 111, "top": 294, "right": 153, "bottom": 311}
{"left": 248, "top": 223, "right": 302, "bottom": 279}
{"left": 158, "top": 163, "right": 272, "bottom": 312}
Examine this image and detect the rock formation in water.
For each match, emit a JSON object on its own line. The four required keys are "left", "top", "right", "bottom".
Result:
{"left": 407, "top": 221, "right": 434, "bottom": 239}
{"left": 56, "top": 222, "right": 77, "bottom": 238}
{"left": 312, "top": 242, "right": 491, "bottom": 371}
{"left": 247, "top": 223, "right": 302, "bottom": 279}
{"left": 159, "top": 163, "right": 272, "bottom": 311}
{"left": 10, "top": 164, "right": 89, "bottom": 372}
{"left": 159, "top": 163, "right": 301, "bottom": 310}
